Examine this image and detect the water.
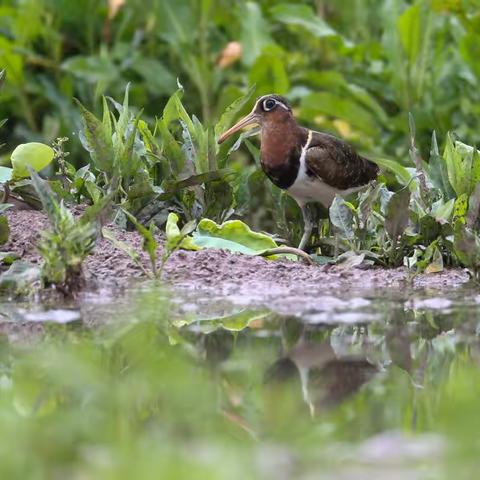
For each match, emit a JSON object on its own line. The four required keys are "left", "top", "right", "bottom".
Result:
{"left": 0, "top": 282, "right": 480, "bottom": 478}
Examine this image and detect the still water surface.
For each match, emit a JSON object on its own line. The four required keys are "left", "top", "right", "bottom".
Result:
{"left": 1, "top": 281, "right": 480, "bottom": 479}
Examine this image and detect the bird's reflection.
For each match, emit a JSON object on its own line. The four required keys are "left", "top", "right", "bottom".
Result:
{"left": 265, "top": 333, "right": 377, "bottom": 415}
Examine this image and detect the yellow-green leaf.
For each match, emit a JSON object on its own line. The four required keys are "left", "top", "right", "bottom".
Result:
{"left": 11, "top": 143, "right": 55, "bottom": 180}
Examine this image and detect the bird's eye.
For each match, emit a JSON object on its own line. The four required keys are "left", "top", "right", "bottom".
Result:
{"left": 263, "top": 98, "right": 276, "bottom": 111}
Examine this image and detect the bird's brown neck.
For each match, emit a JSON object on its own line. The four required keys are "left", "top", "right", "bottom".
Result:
{"left": 260, "top": 118, "right": 305, "bottom": 189}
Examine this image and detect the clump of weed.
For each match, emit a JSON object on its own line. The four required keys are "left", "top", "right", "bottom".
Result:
{"left": 29, "top": 168, "right": 111, "bottom": 295}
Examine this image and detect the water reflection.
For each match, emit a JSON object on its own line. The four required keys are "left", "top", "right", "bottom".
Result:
{"left": 1, "top": 282, "right": 480, "bottom": 475}
{"left": 1, "top": 285, "right": 480, "bottom": 415}
{"left": 266, "top": 337, "right": 377, "bottom": 414}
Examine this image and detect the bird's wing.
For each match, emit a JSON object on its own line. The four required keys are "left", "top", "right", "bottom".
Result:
{"left": 304, "top": 131, "right": 378, "bottom": 190}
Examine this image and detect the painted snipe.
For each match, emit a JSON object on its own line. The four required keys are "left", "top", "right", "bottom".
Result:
{"left": 218, "top": 94, "right": 379, "bottom": 250}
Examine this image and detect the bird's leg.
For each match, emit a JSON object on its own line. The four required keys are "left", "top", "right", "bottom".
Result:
{"left": 298, "top": 202, "right": 313, "bottom": 251}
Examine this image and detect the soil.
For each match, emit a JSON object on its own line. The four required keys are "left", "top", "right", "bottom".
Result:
{"left": 3, "top": 209, "right": 470, "bottom": 300}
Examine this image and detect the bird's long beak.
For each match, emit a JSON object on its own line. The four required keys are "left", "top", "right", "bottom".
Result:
{"left": 217, "top": 112, "right": 259, "bottom": 144}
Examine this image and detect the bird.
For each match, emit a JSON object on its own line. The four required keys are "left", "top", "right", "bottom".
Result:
{"left": 218, "top": 94, "right": 379, "bottom": 250}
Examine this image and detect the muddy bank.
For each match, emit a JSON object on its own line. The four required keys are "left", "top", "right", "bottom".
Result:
{"left": 3, "top": 209, "right": 471, "bottom": 301}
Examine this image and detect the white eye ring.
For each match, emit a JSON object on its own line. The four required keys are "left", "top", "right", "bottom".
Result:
{"left": 263, "top": 98, "right": 276, "bottom": 111}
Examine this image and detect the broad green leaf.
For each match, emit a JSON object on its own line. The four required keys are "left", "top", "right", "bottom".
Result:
{"left": 0, "top": 166, "right": 12, "bottom": 183}
{"left": 11, "top": 143, "right": 54, "bottom": 180}
{"left": 62, "top": 55, "right": 117, "bottom": 83}
{"left": 249, "top": 45, "right": 290, "bottom": 96}
{"left": 166, "top": 215, "right": 279, "bottom": 256}
{"left": 240, "top": 2, "right": 274, "bottom": 66}
{"left": 300, "top": 92, "right": 379, "bottom": 137}
{"left": 397, "top": 3, "right": 421, "bottom": 63}
{"left": 0, "top": 215, "right": 9, "bottom": 245}
{"left": 329, "top": 196, "right": 354, "bottom": 240}
{"left": 130, "top": 57, "right": 176, "bottom": 96}
{"left": 432, "top": 198, "right": 455, "bottom": 225}
{"left": 385, "top": 189, "right": 410, "bottom": 240}
{"left": 270, "top": 3, "right": 337, "bottom": 39}
{"left": 0, "top": 38, "right": 23, "bottom": 86}
{"left": 459, "top": 30, "right": 480, "bottom": 80}
{"left": 443, "top": 135, "right": 480, "bottom": 197}
{"left": 192, "top": 218, "right": 278, "bottom": 254}
{"left": 372, "top": 157, "right": 414, "bottom": 188}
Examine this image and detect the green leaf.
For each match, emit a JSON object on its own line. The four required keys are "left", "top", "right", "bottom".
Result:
{"left": 27, "top": 167, "right": 60, "bottom": 225}
{"left": 425, "top": 245, "right": 444, "bottom": 274}
{"left": 0, "top": 215, "right": 9, "bottom": 245}
{"left": 270, "top": 3, "right": 338, "bottom": 39}
{"left": 165, "top": 213, "right": 199, "bottom": 252}
{"left": 131, "top": 57, "right": 176, "bottom": 96}
{"left": 300, "top": 92, "right": 379, "bottom": 137}
{"left": 0, "top": 166, "right": 12, "bottom": 183}
{"left": 240, "top": 2, "right": 274, "bottom": 66}
{"left": 372, "top": 157, "right": 414, "bottom": 188}
{"left": 11, "top": 143, "right": 55, "bottom": 180}
{"left": 397, "top": 3, "right": 421, "bottom": 63}
{"left": 160, "top": 169, "right": 233, "bottom": 198}
{"left": 215, "top": 85, "right": 256, "bottom": 141}
{"left": 166, "top": 215, "right": 279, "bottom": 256}
{"left": 75, "top": 99, "right": 115, "bottom": 174}
{"left": 432, "top": 198, "right": 455, "bottom": 225}
{"left": 426, "top": 131, "right": 455, "bottom": 199}
{"left": 329, "top": 196, "right": 354, "bottom": 240}
{"left": 122, "top": 209, "right": 158, "bottom": 276}
{"left": 385, "top": 189, "right": 410, "bottom": 241}
{"left": 453, "top": 193, "right": 468, "bottom": 224}
{"left": 62, "top": 55, "right": 117, "bottom": 83}
{"left": 192, "top": 218, "right": 279, "bottom": 254}
{"left": 443, "top": 134, "right": 480, "bottom": 197}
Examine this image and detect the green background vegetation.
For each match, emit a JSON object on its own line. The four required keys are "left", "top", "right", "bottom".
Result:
{"left": 1, "top": 0, "right": 480, "bottom": 157}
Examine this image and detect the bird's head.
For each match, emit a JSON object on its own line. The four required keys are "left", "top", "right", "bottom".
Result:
{"left": 217, "top": 94, "right": 293, "bottom": 144}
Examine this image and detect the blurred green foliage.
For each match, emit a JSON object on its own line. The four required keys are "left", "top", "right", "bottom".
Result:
{"left": 1, "top": 0, "right": 480, "bottom": 160}
{"left": 1, "top": 288, "right": 480, "bottom": 478}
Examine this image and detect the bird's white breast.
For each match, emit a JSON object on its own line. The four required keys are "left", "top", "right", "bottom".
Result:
{"left": 287, "top": 130, "right": 363, "bottom": 207}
